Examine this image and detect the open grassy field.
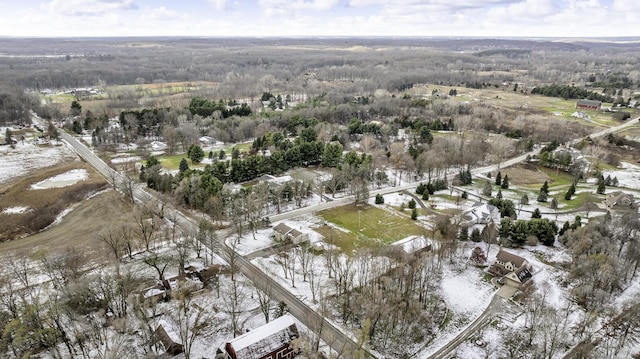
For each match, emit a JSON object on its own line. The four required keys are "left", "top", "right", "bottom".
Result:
{"left": 317, "top": 204, "right": 426, "bottom": 252}
{"left": 0, "top": 161, "right": 109, "bottom": 242}
{"left": 0, "top": 190, "right": 132, "bottom": 265}
{"left": 41, "top": 81, "right": 220, "bottom": 114}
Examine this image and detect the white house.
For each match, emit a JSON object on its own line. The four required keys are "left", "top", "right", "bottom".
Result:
{"left": 462, "top": 202, "right": 501, "bottom": 225}
{"left": 271, "top": 223, "right": 309, "bottom": 244}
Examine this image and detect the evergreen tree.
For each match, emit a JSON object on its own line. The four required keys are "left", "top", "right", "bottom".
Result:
{"left": 421, "top": 191, "right": 429, "bottom": 201}
{"left": 70, "top": 99, "right": 82, "bottom": 117}
{"left": 537, "top": 191, "right": 548, "bottom": 202}
{"left": 499, "top": 218, "right": 512, "bottom": 240}
{"left": 408, "top": 199, "right": 416, "bottom": 209}
{"left": 531, "top": 208, "right": 542, "bottom": 219}
{"left": 218, "top": 149, "right": 226, "bottom": 160}
{"left": 564, "top": 189, "right": 573, "bottom": 200}
{"left": 471, "top": 228, "right": 482, "bottom": 242}
{"left": 495, "top": 171, "right": 502, "bottom": 186}
{"left": 411, "top": 208, "right": 418, "bottom": 220}
{"left": 496, "top": 189, "right": 503, "bottom": 200}
{"left": 375, "top": 193, "right": 384, "bottom": 204}
{"left": 458, "top": 226, "right": 469, "bottom": 241}
{"left": 597, "top": 178, "right": 606, "bottom": 194}
{"left": 179, "top": 158, "right": 189, "bottom": 173}
{"left": 501, "top": 174, "right": 509, "bottom": 189}
{"left": 188, "top": 144, "right": 205, "bottom": 164}
{"left": 541, "top": 180, "right": 549, "bottom": 194}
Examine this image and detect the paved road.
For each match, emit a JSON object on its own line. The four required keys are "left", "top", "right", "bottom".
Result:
{"left": 46, "top": 120, "right": 375, "bottom": 359}
{"left": 47, "top": 115, "right": 638, "bottom": 359}
{"left": 427, "top": 296, "right": 502, "bottom": 359}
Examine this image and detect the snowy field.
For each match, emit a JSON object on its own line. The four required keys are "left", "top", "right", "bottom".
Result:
{"left": 0, "top": 141, "right": 77, "bottom": 185}
{"left": 604, "top": 161, "right": 640, "bottom": 190}
{"left": 30, "top": 168, "right": 88, "bottom": 189}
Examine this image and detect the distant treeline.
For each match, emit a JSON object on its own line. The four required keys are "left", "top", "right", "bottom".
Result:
{"left": 188, "top": 97, "right": 252, "bottom": 118}
{"left": 531, "top": 84, "right": 614, "bottom": 102}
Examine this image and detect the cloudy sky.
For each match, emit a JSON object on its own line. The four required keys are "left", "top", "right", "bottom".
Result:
{"left": 0, "top": 0, "right": 638, "bottom": 38}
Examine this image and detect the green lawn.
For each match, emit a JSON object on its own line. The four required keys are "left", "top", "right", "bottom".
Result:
{"left": 226, "top": 142, "right": 252, "bottom": 154}
{"left": 317, "top": 204, "right": 426, "bottom": 253}
{"left": 157, "top": 154, "right": 206, "bottom": 171}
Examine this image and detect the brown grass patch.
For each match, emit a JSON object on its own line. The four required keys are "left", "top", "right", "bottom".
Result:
{"left": 0, "top": 190, "right": 133, "bottom": 262}
{"left": 0, "top": 161, "right": 109, "bottom": 241}
{"left": 501, "top": 163, "right": 553, "bottom": 186}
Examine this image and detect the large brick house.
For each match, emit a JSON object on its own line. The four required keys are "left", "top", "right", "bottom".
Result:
{"left": 224, "top": 314, "right": 301, "bottom": 359}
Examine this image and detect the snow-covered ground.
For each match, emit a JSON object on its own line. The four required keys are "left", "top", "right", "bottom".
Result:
{"left": 604, "top": 161, "right": 640, "bottom": 190}
{"left": 31, "top": 168, "right": 88, "bottom": 189}
{"left": 2, "top": 206, "right": 30, "bottom": 214}
{"left": 0, "top": 141, "right": 77, "bottom": 185}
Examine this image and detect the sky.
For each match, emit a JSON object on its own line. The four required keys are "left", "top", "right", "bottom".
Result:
{"left": 0, "top": 0, "right": 638, "bottom": 38}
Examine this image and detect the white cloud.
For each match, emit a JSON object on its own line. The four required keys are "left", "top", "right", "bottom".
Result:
{"left": 208, "top": 0, "right": 228, "bottom": 11}
{"left": 258, "top": 0, "right": 339, "bottom": 17}
{"left": 141, "top": 6, "right": 180, "bottom": 21}
{"left": 41, "top": 0, "right": 138, "bottom": 16}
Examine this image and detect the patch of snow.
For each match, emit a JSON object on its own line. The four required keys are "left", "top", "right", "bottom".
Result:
{"left": 0, "top": 141, "right": 77, "bottom": 185}
{"left": 604, "top": 162, "right": 640, "bottom": 190}
{"left": 440, "top": 265, "right": 495, "bottom": 315}
{"left": 31, "top": 168, "right": 88, "bottom": 189}
{"left": 2, "top": 206, "right": 30, "bottom": 214}
{"left": 111, "top": 156, "right": 141, "bottom": 164}
{"left": 44, "top": 207, "right": 73, "bottom": 229}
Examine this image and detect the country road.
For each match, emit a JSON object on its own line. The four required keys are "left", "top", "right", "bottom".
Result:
{"left": 44, "top": 114, "right": 638, "bottom": 359}
{"left": 52, "top": 123, "right": 376, "bottom": 359}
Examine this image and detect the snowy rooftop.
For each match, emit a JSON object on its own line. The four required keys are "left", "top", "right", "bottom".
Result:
{"left": 391, "top": 235, "right": 432, "bottom": 254}
{"left": 226, "top": 314, "right": 298, "bottom": 358}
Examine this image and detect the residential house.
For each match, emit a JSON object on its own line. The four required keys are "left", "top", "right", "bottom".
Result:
{"left": 271, "top": 223, "right": 309, "bottom": 244}
{"left": 153, "top": 321, "right": 184, "bottom": 356}
{"left": 604, "top": 191, "right": 638, "bottom": 212}
{"left": 575, "top": 99, "right": 602, "bottom": 111}
{"left": 199, "top": 135, "right": 216, "bottom": 146}
{"left": 390, "top": 235, "right": 433, "bottom": 257}
{"left": 462, "top": 202, "right": 501, "bottom": 226}
{"left": 150, "top": 141, "right": 168, "bottom": 151}
{"left": 224, "top": 314, "right": 301, "bottom": 359}
{"left": 489, "top": 249, "right": 533, "bottom": 289}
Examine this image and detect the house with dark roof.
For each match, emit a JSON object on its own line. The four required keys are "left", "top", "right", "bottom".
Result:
{"left": 576, "top": 99, "right": 602, "bottom": 111}
{"left": 489, "top": 249, "right": 532, "bottom": 289}
{"left": 271, "top": 223, "right": 309, "bottom": 244}
{"left": 224, "top": 314, "right": 301, "bottom": 359}
{"left": 604, "top": 191, "right": 638, "bottom": 212}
